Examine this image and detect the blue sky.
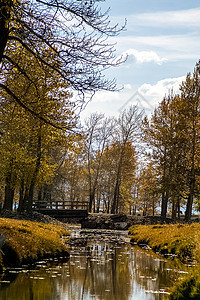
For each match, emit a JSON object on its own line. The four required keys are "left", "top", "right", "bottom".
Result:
{"left": 80, "top": 0, "right": 200, "bottom": 120}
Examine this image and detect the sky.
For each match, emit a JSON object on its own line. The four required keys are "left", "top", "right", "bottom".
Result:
{"left": 80, "top": 0, "right": 200, "bottom": 121}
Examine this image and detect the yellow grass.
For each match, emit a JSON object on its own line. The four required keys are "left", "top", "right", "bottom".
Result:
{"left": 129, "top": 223, "right": 200, "bottom": 263}
{"left": 129, "top": 223, "right": 200, "bottom": 299}
{"left": 0, "top": 218, "right": 70, "bottom": 267}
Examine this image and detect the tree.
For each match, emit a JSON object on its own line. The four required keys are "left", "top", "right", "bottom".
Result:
{"left": 61, "top": 148, "right": 88, "bottom": 208}
{"left": 0, "top": 0, "right": 125, "bottom": 121}
{"left": 142, "top": 94, "right": 185, "bottom": 220}
{"left": 0, "top": 47, "right": 78, "bottom": 211}
{"left": 179, "top": 63, "right": 200, "bottom": 221}
{"left": 111, "top": 105, "right": 143, "bottom": 214}
{"left": 136, "top": 163, "right": 160, "bottom": 216}
{"left": 84, "top": 113, "right": 114, "bottom": 212}
{"left": 143, "top": 62, "right": 200, "bottom": 222}
{"left": 99, "top": 141, "right": 137, "bottom": 213}
{"left": 116, "top": 141, "right": 137, "bottom": 213}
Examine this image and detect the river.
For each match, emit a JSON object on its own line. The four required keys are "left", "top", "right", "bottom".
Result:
{"left": 0, "top": 226, "right": 187, "bottom": 300}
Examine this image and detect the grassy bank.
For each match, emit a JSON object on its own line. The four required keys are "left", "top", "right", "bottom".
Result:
{"left": 129, "top": 223, "right": 200, "bottom": 299}
{"left": 0, "top": 218, "right": 70, "bottom": 271}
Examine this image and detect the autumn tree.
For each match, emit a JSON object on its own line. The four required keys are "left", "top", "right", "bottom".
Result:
{"left": 179, "top": 63, "right": 200, "bottom": 221}
{"left": 0, "top": 47, "right": 78, "bottom": 211}
{"left": 111, "top": 105, "right": 143, "bottom": 214}
{"left": 115, "top": 141, "right": 137, "bottom": 213}
{"left": 98, "top": 141, "right": 136, "bottom": 213}
{"left": 136, "top": 163, "right": 160, "bottom": 216}
{"left": 142, "top": 93, "right": 186, "bottom": 220}
{"left": 143, "top": 62, "right": 200, "bottom": 221}
{"left": 0, "top": 0, "right": 125, "bottom": 121}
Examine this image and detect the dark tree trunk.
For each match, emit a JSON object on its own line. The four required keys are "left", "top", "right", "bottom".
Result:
{"left": 107, "top": 200, "right": 110, "bottom": 214}
{"left": 185, "top": 179, "right": 195, "bottom": 222}
{"left": 18, "top": 179, "right": 25, "bottom": 212}
{"left": 185, "top": 108, "right": 197, "bottom": 222}
{"left": 161, "top": 191, "right": 168, "bottom": 221}
{"left": 111, "top": 179, "right": 120, "bottom": 214}
{"left": 143, "top": 203, "right": 147, "bottom": 216}
{"left": 3, "top": 175, "right": 15, "bottom": 211}
{"left": 89, "top": 190, "right": 95, "bottom": 213}
{"left": 111, "top": 145, "right": 126, "bottom": 214}
{"left": 0, "top": 0, "right": 10, "bottom": 63}
{"left": 177, "top": 197, "right": 181, "bottom": 220}
{"left": 27, "top": 124, "right": 42, "bottom": 211}
{"left": 27, "top": 181, "right": 35, "bottom": 211}
{"left": 185, "top": 131, "right": 196, "bottom": 223}
{"left": 96, "top": 191, "right": 100, "bottom": 213}
{"left": 152, "top": 198, "right": 155, "bottom": 217}
{"left": 161, "top": 146, "right": 169, "bottom": 221}
{"left": 172, "top": 200, "right": 176, "bottom": 220}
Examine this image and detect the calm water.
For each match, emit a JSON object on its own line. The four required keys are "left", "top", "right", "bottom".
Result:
{"left": 0, "top": 228, "right": 186, "bottom": 300}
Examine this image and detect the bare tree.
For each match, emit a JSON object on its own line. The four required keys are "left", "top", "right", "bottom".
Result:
{"left": 85, "top": 113, "right": 115, "bottom": 212}
{"left": 111, "top": 105, "right": 143, "bottom": 214}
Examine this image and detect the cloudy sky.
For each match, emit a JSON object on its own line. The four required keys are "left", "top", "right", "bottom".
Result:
{"left": 80, "top": 0, "right": 200, "bottom": 120}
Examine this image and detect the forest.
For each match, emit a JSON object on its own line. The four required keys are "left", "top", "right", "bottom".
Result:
{"left": 0, "top": 0, "right": 199, "bottom": 222}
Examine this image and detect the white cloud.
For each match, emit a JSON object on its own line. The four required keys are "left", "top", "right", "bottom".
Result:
{"left": 138, "top": 76, "right": 186, "bottom": 107}
{"left": 117, "top": 77, "right": 185, "bottom": 113}
{"left": 113, "top": 34, "right": 200, "bottom": 62}
{"left": 129, "top": 8, "right": 200, "bottom": 28}
{"left": 80, "top": 76, "right": 186, "bottom": 120}
{"left": 124, "top": 83, "right": 132, "bottom": 89}
{"left": 122, "top": 48, "right": 167, "bottom": 65}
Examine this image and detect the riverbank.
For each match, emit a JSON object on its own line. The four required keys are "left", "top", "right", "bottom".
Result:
{"left": 0, "top": 217, "right": 70, "bottom": 273}
{"left": 1, "top": 212, "right": 200, "bottom": 299}
{"left": 129, "top": 223, "right": 200, "bottom": 299}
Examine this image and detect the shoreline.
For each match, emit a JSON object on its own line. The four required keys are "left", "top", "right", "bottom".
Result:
{"left": 1, "top": 212, "right": 200, "bottom": 299}
{"left": 129, "top": 224, "right": 200, "bottom": 299}
{"left": 0, "top": 217, "right": 70, "bottom": 273}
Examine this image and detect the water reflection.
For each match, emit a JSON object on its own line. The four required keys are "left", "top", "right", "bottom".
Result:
{"left": 0, "top": 230, "right": 185, "bottom": 300}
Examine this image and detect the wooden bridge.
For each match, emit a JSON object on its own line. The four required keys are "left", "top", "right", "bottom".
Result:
{"left": 32, "top": 200, "right": 89, "bottom": 220}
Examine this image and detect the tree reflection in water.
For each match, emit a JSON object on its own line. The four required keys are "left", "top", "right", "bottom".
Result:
{"left": 0, "top": 231, "right": 185, "bottom": 300}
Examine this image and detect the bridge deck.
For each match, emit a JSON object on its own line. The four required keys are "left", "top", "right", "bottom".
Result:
{"left": 32, "top": 200, "right": 89, "bottom": 219}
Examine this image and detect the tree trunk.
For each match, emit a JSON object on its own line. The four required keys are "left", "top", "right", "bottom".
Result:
{"left": 89, "top": 190, "right": 95, "bottom": 213}
{"left": 177, "top": 197, "right": 181, "bottom": 220}
{"left": 161, "top": 191, "right": 168, "bottom": 221}
{"left": 185, "top": 178, "right": 195, "bottom": 222}
{"left": 3, "top": 175, "right": 14, "bottom": 211}
{"left": 172, "top": 199, "right": 176, "bottom": 220}
{"left": 96, "top": 190, "right": 100, "bottom": 213}
{"left": 111, "top": 153, "right": 123, "bottom": 214}
{"left": 18, "top": 179, "right": 25, "bottom": 212}
{"left": 185, "top": 122, "right": 196, "bottom": 222}
{"left": 27, "top": 124, "right": 42, "bottom": 211}
{"left": 161, "top": 146, "right": 168, "bottom": 220}
{"left": 0, "top": 0, "right": 10, "bottom": 62}
{"left": 111, "top": 178, "right": 120, "bottom": 214}
{"left": 152, "top": 198, "right": 155, "bottom": 217}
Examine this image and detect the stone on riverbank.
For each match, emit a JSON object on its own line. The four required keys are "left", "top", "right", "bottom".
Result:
{"left": 81, "top": 213, "right": 166, "bottom": 230}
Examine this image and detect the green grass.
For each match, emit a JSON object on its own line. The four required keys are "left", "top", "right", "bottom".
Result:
{"left": 129, "top": 223, "right": 200, "bottom": 299}
{"left": 0, "top": 218, "right": 70, "bottom": 270}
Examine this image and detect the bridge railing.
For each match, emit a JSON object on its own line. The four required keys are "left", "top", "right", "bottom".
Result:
{"left": 32, "top": 200, "right": 89, "bottom": 211}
